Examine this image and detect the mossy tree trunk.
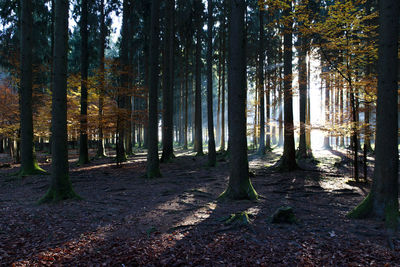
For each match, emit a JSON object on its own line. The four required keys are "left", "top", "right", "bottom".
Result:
{"left": 146, "top": 0, "right": 161, "bottom": 178}
{"left": 19, "top": 0, "right": 46, "bottom": 176}
{"left": 206, "top": 0, "right": 216, "bottom": 166}
{"left": 348, "top": 0, "right": 399, "bottom": 231}
{"left": 78, "top": 0, "right": 90, "bottom": 165}
{"left": 161, "top": 0, "right": 175, "bottom": 163}
{"left": 39, "top": 0, "right": 79, "bottom": 203}
{"left": 220, "top": 0, "right": 257, "bottom": 201}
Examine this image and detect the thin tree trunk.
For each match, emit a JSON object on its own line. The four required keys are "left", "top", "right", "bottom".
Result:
{"left": 96, "top": 0, "right": 106, "bottom": 158}
{"left": 206, "top": 0, "right": 216, "bottom": 166}
{"left": 258, "top": 9, "right": 265, "bottom": 155}
{"left": 79, "top": 0, "right": 89, "bottom": 165}
{"left": 194, "top": 0, "right": 203, "bottom": 156}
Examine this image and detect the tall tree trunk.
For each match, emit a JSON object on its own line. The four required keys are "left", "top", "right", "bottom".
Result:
{"left": 78, "top": 0, "right": 89, "bottom": 165}
{"left": 161, "top": 0, "right": 175, "bottom": 162}
{"left": 220, "top": 22, "right": 226, "bottom": 151}
{"left": 117, "top": 0, "right": 130, "bottom": 163}
{"left": 323, "top": 71, "right": 332, "bottom": 149}
{"left": 278, "top": 1, "right": 297, "bottom": 171}
{"left": 258, "top": 8, "right": 265, "bottom": 155}
{"left": 183, "top": 38, "right": 189, "bottom": 149}
{"left": 146, "top": 0, "right": 161, "bottom": 178}
{"left": 220, "top": 0, "right": 257, "bottom": 200}
{"left": 39, "top": 0, "right": 79, "bottom": 203}
{"left": 206, "top": 0, "right": 216, "bottom": 166}
{"left": 297, "top": 33, "right": 307, "bottom": 158}
{"left": 19, "top": 0, "right": 46, "bottom": 176}
{"left": 194, "top": 0, "right": 203, "bottom": 156}
{"left": 348, "top": 0, "right": 399, "bottom": 231}
{"left": 96, "top": 0, "right": 106, "bottom": 158}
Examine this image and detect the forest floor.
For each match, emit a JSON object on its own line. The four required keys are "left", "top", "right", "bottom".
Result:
{"left": 0, "top": 146, "right": 399, "bottom": 266}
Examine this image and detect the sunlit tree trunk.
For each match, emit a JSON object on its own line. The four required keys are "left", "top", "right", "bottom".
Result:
{"left": 348, "top": 0, "right": 399, "bottom": 231}
{"left": 219, "top": 0, "right": 257, "bottom": 200}
{"left": 39, "top": 0, "right": 79, "bottom": 203}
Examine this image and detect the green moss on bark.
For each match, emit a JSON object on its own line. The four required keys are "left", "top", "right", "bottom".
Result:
{"left": 17, "top": 161, "right": 48, "bottom": 177}
{"left": 218, "top": 180, "right": 258, "bottom": 201}
{"left": 346, "top": 193, "right": 373, "bottom": 219}
{"left": 384, "top": 201, "right": 399, "bottom": 231}
{"left": 38, "top": 175, "right": 81, "bottom": 204}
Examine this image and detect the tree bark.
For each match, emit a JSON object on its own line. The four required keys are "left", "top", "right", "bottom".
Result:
{"left": 194, "top": 0, "right": 203, "bottom": 156}
{"left": 219, "top": 0, "right": 257, "bottom": 200}
{"left": 161, "top": 0, "right": 175, "bottom": 162}
{"left": 39, "top": 0, "right": 79, "bottom": 203}
{"left": 19, "top": 0, "right": 46, "bottom": 176}
{"left": 297, "top": 33, "right": 307, "bottom": 158}
{"left": 146, "top": 0, "right": 161, "bottom": 178}
{"left": 348, "top": 0, "right": 399, "bottom": 231}
{"left": 96, "top": 0, "right": 106, "bottom": 158}
{"left": 278, "top": 1, "right": 297, "bottom": 171}
{"left": 258, "top": 8, "right": 265, "bottom": 155}
{"left": 206, "top": 0, "right": 216, "bottom": 166}
{"left": 78, "top": 0, "right": 90, "bottom": 165}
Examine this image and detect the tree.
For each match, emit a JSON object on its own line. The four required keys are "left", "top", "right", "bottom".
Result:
{"left": 219, "top": 0, "right": 257, "bottom": 200}
{"left": 96, "top": 0, "right": 106, "bottom": 158}
{"left": 78, "top": 0, "right": 90, "bottom": 165}
{"left": 146, "top": 0, "right": 161, "bottom": 178}
{"left": 206, "top": 0, "right": 216, "bottom": 166}
{"left": 347, "top": 0, "right": 399, "bottom": 231}
{"left": 161, "top": 0, "right": 175, "bottom": 163}
{"left": 257, "top": 7, "right": 265, "bottom": 155}
{"left": 194, "top": 0, "right": 203, "bottom": 156}
{"left": 278, "top": 0, "right": 297, "bottom": 171}
{"left": 39, "top": 0, "right": 79, "bottom": 203}
{"left": 18, "top": 0, "right": 47, "bottom": 176}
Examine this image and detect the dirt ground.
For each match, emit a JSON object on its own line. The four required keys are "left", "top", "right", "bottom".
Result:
{"left": 0, "top": 147, "right": 399, "bottom": 266}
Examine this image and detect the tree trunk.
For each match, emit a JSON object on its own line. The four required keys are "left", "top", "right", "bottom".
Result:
{"left": 39, "top": 0, "right": 79, "bottom": 203}
{"left": 258, "top": 9, "right": 265, "bottom": 155}
{"left": 96, "top": 0, "right": 106, "bottom": 158}
{"left": 220, "top": 17, "right": 226, "bottom": 152}
{"left": 219, "top": 0, "right": 257, "bottom": 200}
{"left": 78, "top": 0, "right": 90, "bottom": 165}
{"left": 183, "top": 38, "right": 189, "bottom": 149}
{"left": 161, "top": 0, "right": 175, "bottom": 162}
{"left": 297, "top": 33, "right": 307, "bottom": 159}
{"left": 278, "top": 1, "right": 297, "bottom": 171}
{"left": 194, "top": 0, "right": 203, "bottom": 156}
{"left": 206, "top": 0, "right": 216, "bottom": 166}
{"left": 146, "top": 0, "right": 161, "bottom": 178}
{"left": 348, "top": 0, "right": 399, "bottom": 231}
{"left": 19, "top": 0, "right": 46, "bottom": 176}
